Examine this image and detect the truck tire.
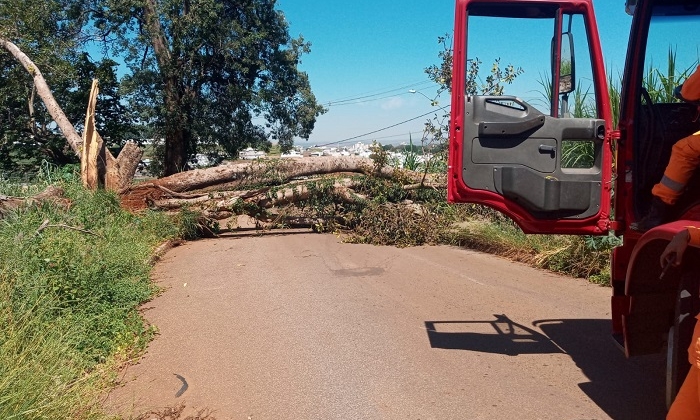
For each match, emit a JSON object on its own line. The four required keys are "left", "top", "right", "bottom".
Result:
{"left": 666, "top": 269, "right": 700, "bottom": 409}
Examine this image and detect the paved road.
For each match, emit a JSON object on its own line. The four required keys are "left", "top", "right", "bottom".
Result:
{"left": 106, "top": 231, "right": 666, "bottom": 419}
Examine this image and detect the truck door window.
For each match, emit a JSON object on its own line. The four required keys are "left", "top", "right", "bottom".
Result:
{"left": 465, "top": 13, "right": 598, "bottom": 169}
{"left": 633, "top": 11, "right": 700, "bottom": 217}
{"left": 643, "top": 14, "right": 700, "bottom": 103}
{"left": 560, "top": 14, "right": 598, "bottom": 169}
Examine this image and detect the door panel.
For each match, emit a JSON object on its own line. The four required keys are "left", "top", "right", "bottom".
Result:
{"left": 462, "top": 96, "right": 605, "bottom": 219}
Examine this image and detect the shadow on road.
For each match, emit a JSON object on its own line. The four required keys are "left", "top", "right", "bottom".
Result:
{"left": 534, "top": 318, "right": 665, "bottom": 420}
{"left": 425, "top": 315, "right": 666, "bottom": 419}
{"left": 425, "top": 314, "right": 562, "bottom": 356}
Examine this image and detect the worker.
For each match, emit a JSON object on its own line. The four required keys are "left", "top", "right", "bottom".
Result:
{"left": 666, "top": 225, "right": 700, "bottom": 419}
{"left": 631, "top": 65, "right": 700, "bottom": 232}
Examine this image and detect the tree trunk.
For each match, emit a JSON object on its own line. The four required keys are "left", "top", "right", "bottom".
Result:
{"left": 164, "top": 126, "right": 189, "bottom": 176}
{"left": 135, "top": 156, "right": 391, "bottom": 193}
{"left": 81, "top": 79, "right": 144, "bottom": 192}
{"left": 0, "top": 38, "right": 83, "bottom": 158}
{"left": 142, "top": 0, "right": 191, "bottom": 176}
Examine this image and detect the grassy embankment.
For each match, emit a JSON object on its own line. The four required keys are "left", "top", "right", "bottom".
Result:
{"left": 0, "top": 168, "right": 184, "bottom": 419}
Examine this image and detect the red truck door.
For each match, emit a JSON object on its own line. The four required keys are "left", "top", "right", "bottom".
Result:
{"left": 448, "top": 0, "right": 613, "bottom": 235}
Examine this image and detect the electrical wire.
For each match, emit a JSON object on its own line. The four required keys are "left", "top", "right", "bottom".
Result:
{"left": 316, "top": 105, "right": 450, "bottom": 147}
{"left": 322, "top": 80, "right": 436, "bottom": 106}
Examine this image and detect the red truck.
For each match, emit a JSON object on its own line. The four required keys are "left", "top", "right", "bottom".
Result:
{"left": 448, "top": 0, "right": 700, "bottom": 406}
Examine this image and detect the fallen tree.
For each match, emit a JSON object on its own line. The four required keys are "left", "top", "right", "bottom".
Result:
{"left": 121, "top": 155, "right": 447, "bottom": 234}
{"left": 0, "top": 186, "right": 70, "bottom": 218}
{"left": 2, "top": 38, "right": 448, "bottom": 237}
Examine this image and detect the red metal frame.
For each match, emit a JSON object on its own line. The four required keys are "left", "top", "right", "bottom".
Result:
{"left": 448, "top": 0, "right": 613, "bottom": 235}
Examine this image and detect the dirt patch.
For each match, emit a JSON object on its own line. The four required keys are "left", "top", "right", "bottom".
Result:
{"left": 133, "top": 404, "right": 216, "bottom": 420}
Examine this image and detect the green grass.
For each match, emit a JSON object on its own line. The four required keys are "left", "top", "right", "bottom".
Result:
{"left": 446, "top": 206, "right": 616, "bottom": 285}
{"left": 0, "top": 167, "right": 180, "bottom": 419}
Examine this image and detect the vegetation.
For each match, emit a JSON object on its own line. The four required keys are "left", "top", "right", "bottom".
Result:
{"left": 1, "top": 0, "right": 324, "bottom": 176}
{"left": 0, "top": 1, "right": 134, "bottom": 172}
{"left": 0, "top": 166, "right": 184, "bottom": 419}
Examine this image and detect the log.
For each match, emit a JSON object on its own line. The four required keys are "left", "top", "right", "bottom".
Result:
{"left": 129, "top": 156, "right": 440, "bottom": 193}
{"left": 120, "top": 157, "right": 445, "bottom": 214}
{"left": 0, "top": 186, "right": 70, "bottom": 218}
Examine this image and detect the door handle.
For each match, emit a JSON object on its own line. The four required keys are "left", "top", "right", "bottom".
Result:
{"left": 539, "top": 145, "right": 556, "bottom": 157}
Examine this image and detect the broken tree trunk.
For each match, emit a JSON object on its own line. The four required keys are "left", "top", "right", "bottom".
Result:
{"left": 2, "top": 40, "right": 143, "bottom": 191}
{"left": 81, "top": 79, "right": 143, "bottom": 192}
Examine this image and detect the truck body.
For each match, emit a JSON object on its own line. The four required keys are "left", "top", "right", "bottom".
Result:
{"left": 449, "top": 0, "right": 700, "bottom": 406}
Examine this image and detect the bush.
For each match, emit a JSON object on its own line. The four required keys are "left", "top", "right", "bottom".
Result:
{"left": 345, "top": 202, "right": 451, "bottom": 247}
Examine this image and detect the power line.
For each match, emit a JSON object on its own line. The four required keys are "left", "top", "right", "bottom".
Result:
{"left": 366, "top": 131, "right": 424, "bottom": 141}
{"left": 327, "top": 85, "right": 439, "bottom": 107}
{"left": 323, "top": 79, "right": 432, "bottom": 102}
{"left": 322, "top": 80, "right": 436, "bottom": 106}
{"left": 316, "top": 105, "right": 450, "bottom": 147}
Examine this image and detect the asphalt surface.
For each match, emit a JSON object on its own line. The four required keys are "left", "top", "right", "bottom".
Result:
{"left": 106, "top": 230, "right": 667, "bottom": 419}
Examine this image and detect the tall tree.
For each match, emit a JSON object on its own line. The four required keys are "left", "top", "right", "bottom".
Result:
{"left": 101, "top": 0, "right": 325, "bottom": 175}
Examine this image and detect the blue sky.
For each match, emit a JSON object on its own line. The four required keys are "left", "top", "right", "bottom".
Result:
{"left": 276, "top": 0, "right": 633, "bottom": 147}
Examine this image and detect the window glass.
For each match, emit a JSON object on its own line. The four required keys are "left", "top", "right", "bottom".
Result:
{"left": 644, "top": 13, "right": 700, "bottom": 104}
{"left": 466, "top": 13, "right": 598, "bottom": 169}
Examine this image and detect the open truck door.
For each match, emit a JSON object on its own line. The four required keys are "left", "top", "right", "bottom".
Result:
{"left": 448, "top": 0, "right": 614, "bottom": 235}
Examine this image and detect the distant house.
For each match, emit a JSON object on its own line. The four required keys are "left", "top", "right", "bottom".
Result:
{"left": 281, "top": 150, "right": 303, "bottom": 158}
{"left": 239, "top": 147, "right": 266, "bottom": 160}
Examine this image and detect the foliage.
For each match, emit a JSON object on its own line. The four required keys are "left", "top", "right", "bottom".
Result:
{"left": 608, "top": 70, "right": 622, "bottom": 130}
{"left": 345, "top": 202, "right": 450, "bottom": 247}
{"left": 402, "top": 133, "right": 421, "bottom": 171}
{"left": 421, "top": 34, "right": 523, "bottom": 172}
{"left": 0, "top": 169, "right": 178, "bottom": 419}
{"left": 0, "top": 1, "right": 141, "bottom": 172}
{"left": 93, "top": 0, "right": 326, "bottom": 175}
{"left": 0, "top": 0, "right": 81, "bottom": 171}
{"left": 63, "top": 53, "right": 141, "bottom": 151}
{"left": 537, "top": 48, "right": 688, "bottom": 169}
{"left": 644, "top": 48, "right": 695, "bottom": 104}
{"left": 1, "top": 0, "right": 325, "bottom": 177}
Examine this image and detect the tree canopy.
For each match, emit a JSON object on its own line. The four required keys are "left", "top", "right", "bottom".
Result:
{"left": 97, "top": 0, "right": 325, "bottom": 175}
{"left": 0, "top": 0, "right": 84, "bottom": 171}
{"left": 1, "top": 0, "right": 325, "bottom": 176}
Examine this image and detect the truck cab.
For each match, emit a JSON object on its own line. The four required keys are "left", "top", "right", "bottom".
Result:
{"left": 448, "top": 0, "right": 700, "bottom": 406}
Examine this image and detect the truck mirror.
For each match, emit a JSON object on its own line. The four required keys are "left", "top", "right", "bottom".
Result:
{"left": 559, "top": 32, "right": 575, "bottom": 95}
{"left": 625, "top": 0, "right": 637, "bottom": 16}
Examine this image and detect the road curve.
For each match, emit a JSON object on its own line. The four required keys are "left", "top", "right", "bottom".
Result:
{"left": 106, "top": 231, "right": 666, "bottom": 419}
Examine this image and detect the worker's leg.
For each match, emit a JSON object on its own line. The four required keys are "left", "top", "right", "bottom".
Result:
{"left": 652, "top": 134, "right": 700, "bottom": 205}
{"left": 667, "top": 367, "right": 700, "bottom": 419}
{"left": 668, "top": 317, "right": 700, "bottom": 419}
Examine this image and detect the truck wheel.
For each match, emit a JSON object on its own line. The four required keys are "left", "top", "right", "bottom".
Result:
{"left": 666, "top": 271, "right": 699, "bottom": 409}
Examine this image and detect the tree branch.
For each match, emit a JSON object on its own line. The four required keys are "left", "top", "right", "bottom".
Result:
{"left": 0, "top": 37, "right": 83, "bottom": 157}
